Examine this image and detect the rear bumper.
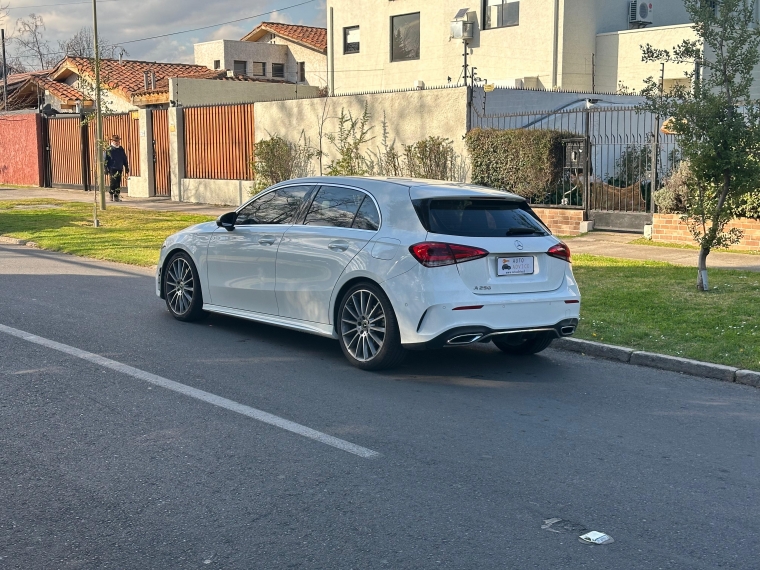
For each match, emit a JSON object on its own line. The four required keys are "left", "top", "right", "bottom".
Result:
{"left": 403, "top": 318, "right": 579, "bottom": 350}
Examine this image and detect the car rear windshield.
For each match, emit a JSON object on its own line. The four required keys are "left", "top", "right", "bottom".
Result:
{"left": 413, "top": 198, "right": 550, "bottom": 237}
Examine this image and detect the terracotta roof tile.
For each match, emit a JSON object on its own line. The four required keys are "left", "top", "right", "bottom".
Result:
{"left": 242, "top": 22, "right": 327, "bottom": 52}
{"left": 31, "top": 75, "right": 88, "bottom": 102}
{"left": 62, "top": 57, "right": 223, "bottom": 99}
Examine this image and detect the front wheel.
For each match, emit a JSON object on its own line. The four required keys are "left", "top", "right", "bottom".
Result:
{"left": 337, "top": 283, "right": 406, "bottom": 371}
{"left": 492, "top": 331, "right": 555, "bottom": 355}
{"left": 163, "top": 252, "right": 206, "bottom": 322}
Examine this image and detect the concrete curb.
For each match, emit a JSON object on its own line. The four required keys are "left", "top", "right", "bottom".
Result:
{"left": 554, "top": 337, "right": 757, "bottom": 387}
{"left": 0, "top": 236, "right": 39, "bottom": 248}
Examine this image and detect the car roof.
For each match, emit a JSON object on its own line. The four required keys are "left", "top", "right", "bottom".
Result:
{"left": 280, "top": 176, "right": 525, "bottom": 201}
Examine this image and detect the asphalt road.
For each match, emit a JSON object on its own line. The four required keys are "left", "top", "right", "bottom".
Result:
{"left": 1, "top": 244, "right": 758, "bottom": 570}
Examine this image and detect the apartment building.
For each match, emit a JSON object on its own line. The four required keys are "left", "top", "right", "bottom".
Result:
{"left": 325, "top": 0, "right": 701, "bottom": 94}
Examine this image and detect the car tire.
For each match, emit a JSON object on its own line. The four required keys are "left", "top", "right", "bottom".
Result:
{"left": 337, "top": 282, "right": 406, "bottom": 371}
{"left": 492, "top": 332, "right": 555, "bottom": 355}
{"left": 163, "top": 251, "right": 206, "bottom": 322}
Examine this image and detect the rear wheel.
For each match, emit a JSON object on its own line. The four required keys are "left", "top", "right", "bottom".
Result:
{"left": 163, "top": 252, "right": 205, "bottom": 322}
{"left": 338, "top": 283, "right": 405, "bottom": 371}
{"left": 492, "top": 331, "right": 555, "bottom": 355}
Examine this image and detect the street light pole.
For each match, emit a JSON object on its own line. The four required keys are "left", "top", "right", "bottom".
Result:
{"left": 92, "top": 0, "right": 106, "bottom": 214}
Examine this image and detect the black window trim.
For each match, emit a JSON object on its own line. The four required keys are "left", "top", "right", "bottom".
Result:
{"left": 297, "top": 183, "right": 382, "bottom": 231}
{"left": 344, "top": 25, "right": 360, "bottom": 55}
{"left": 481, "top": 0, "right": 521, "bottom": 31}
{"left": 234, "top": 184, "right": 316, "bottom": 226}
{"left": 390, "top": 11, "right": 421, "bottom": 63}
{"left": 272, "top": 62, "right": 285, "bottom": 78}
{"left": 251, "top": 61, "right": 266, "bottom": 76}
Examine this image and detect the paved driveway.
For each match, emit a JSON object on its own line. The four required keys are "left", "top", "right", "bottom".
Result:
{"left": 1, "top": 244, "right": 758, "bottom": 569}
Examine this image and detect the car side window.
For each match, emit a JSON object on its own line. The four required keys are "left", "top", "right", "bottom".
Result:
{"left": 236, "top": 186, "right": 311, "bottom": 226}
{"left": 304, "top": 186, "right": 365, "bottom": 228}
{"left": 352, "top": 196, "right": 380, "bottom": 231}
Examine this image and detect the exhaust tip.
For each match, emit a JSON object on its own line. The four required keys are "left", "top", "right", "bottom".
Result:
{"left": 561, "top": 326, "right": 576, "bottom": 336}
{"left": 447, "top": 333, "right": 483, "bottom": 345}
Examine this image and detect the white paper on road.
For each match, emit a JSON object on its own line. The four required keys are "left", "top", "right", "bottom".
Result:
{"left": 0, "top": 323, "right": 380, "bottom": 460}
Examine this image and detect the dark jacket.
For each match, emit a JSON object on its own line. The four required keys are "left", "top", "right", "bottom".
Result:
{"left": 105, "top": 145, "right": 129, "bottom": 174}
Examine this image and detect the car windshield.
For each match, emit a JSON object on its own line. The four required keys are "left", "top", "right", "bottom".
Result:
{"left": 414, "top": 198, "right": 549, "bottom": 238}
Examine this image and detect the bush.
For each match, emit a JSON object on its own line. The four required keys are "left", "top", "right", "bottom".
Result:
{"left": 655, "top": 161, "right": 760, "bottom": 219}
{"left": 654, "top": 161, "right": 690, "bottom": 213}
{"left": 465, "top": 128, "right": 570, "bottom": 200}
{"left": 251, "top": 134, "right": 316, "bottom": 193}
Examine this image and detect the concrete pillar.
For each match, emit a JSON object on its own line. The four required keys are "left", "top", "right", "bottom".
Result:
{"left": 127, "top": 109, "right": 155, "bottom": 197}
{"left": 168, "top": 106, "right": 185, "bottom": 202}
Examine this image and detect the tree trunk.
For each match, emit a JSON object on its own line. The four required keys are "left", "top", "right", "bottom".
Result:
{"left": 697, "top": 246, "right": 709, "bottom": 291}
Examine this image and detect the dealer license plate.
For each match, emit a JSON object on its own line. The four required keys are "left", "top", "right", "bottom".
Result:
{"left": 497, "top": 256, "right": 534, "bottom": 276}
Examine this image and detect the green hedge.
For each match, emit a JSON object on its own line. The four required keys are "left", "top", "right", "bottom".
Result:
{"left": 465, "top": 128, "right": 571, "bottom": 200}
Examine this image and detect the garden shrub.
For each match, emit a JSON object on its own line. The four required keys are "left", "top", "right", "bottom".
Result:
{"left": 465, "top": 128, "right": 571, "bottom": 200}
{"left": 251, "top": 133, "right": 316, "bottom": 194}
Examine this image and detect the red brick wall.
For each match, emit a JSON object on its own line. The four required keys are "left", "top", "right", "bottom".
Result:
{"left": 0, "top": 113, "right": 44, "bottom": 187}
{"left": 533, "top": 207, "right": 584, "bottom": 236}
{"left": 652, "top": 213, "right": 760, "bottom": 251}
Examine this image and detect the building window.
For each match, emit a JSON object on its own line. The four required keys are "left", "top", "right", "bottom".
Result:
{"left": 484, "top": 0, "right": 520, "bottom": 30}
{"left": 298, "top": 62, "right": 306, "bottom": 82}
{"left": 233, "top": 60, "right": 247, "bottom": 75}
{"left": 272, "top": 63, "right": 285, "bottom": 78}
{"left": 251, "top": 62, "right": 266, "bottom": 77}
{"left": 213, "top": 60, "right": 221, "bottom": 70}
{"left": 344, "top": 26, "right": 360, "bottom": 54}
{"left": 391, "top": 12, "right": 420, "bottom": 62}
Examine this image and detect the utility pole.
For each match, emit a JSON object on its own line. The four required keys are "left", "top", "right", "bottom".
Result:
{"left": 1, "top": 29, "right": 8, "bottom": 112}
{"left": 92, "top": 0, "right": 106, "bottom": 218}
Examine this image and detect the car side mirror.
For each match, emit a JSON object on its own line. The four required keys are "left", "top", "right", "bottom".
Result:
{"left": 216, "top": 211, "right": 237, "bottom": 231}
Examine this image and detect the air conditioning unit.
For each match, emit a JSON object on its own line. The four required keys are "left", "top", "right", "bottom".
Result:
{"left": 629, "top": 1, "right": 653, "bottom": 25}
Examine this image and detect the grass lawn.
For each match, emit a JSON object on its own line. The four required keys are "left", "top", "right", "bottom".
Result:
{"left": 1, "top": 199, "right": 757, "bottom": 371}
{"left": 573, "top": 254, "right": 760, "bottom": 371}
{"left": 629, "top": 237, "right": 760, "bottom": 256}
{"left": 0, "top": 199, "right": 214, "bottom": 266}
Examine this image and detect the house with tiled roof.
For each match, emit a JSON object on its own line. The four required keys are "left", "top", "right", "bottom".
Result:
{"left": 194, "top": 21, "right": 328, "bottom": 88}
{"left": 3, "top": 56, "right": 312, "bottom": 113}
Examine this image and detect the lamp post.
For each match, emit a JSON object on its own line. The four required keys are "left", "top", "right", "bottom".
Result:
{"left": 92, "top": 0, "right": 106, "bottom": 217}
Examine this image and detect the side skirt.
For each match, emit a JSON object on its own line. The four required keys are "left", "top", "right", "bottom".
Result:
{"left": 203, "top": 304, "right": 338, "bottom": 339}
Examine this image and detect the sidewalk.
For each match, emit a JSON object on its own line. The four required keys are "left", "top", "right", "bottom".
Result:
{"left": 566, "top": 231, "right": 760, "bottom": 272}
{"left": 0, "top": 186, "right": 230, "bottom": 216}
{"left": 3, "top": 186, "right": 759, "bottom": 272}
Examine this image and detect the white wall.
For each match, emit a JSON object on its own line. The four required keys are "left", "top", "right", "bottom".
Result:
{"left": 595, "top": 24, "right": 698, "bottom": 94}
{"left": 169, "top": 78, "right": 321, "bottom": 107}
{"left": 255, "top": 87, "right": 469, "bottom": 177}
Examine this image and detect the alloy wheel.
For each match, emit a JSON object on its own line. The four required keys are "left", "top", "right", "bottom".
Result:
{"left": 341, "top": 289, "right": 386, "bottom": 362}
{"left": 165, "top": 256, "right": 194, "bottom": 316}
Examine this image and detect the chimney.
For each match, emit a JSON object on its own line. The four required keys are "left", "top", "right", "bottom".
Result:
{"left": 151, "top": 71, "right": 156, "bottom": 90}
{"left": 143, "top": 70, "right": 150, "bottom": 90}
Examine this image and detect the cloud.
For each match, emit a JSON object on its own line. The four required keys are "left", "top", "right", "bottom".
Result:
{"left": 5, "top": 0, "right": 326, "bottom": 66}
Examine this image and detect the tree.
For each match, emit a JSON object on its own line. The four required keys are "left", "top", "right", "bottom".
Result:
{"left": 12, "top": 14, "right": 58, "bottom": 70}
{"left": 59, "top": 27, "right": 126, "bottom": 60}
{"left": 640, "top": 0, "right": 760, "bottom": 290}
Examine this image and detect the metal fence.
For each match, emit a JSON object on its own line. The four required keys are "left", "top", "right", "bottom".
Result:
{"left": 470, "top": 101, "right": 679, "bottom": 213}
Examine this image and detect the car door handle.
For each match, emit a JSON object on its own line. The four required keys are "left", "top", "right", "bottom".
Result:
{"left": 328, "top": 240, "right": 349, "bottom": 252}
{"left": 258, "top": 236, "right": 276, "bottom": 246}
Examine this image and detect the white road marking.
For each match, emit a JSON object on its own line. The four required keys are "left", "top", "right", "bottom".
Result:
{"left": 0, "top": 323, "right": 380, "bottom": 459}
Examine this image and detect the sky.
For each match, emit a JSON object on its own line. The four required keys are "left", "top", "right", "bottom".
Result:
{"left": 1, "top": 0, "right": 326, "bottom": 68}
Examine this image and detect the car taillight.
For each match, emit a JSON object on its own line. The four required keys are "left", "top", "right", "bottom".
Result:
{"left": 547, "top": 242, "right": 571, "bottom": 263}
{"left": 409, "top": 242, "right": 489, "bottom": 268}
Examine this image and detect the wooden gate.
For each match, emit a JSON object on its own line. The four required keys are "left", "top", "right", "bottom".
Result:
{"left": 151, "top": 109, "right": 171, "bottom": 196}
{"left": 46, "top": 116, "right": 88, "bottom": 189}
{"left": 88, "top": 113, "right": 141, "bottom": 189}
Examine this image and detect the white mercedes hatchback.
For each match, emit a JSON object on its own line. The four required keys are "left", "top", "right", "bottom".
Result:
{"left": 156, "top": 177, "right": 580, "bottom": 370}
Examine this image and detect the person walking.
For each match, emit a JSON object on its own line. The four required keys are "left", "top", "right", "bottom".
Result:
{"left": 105, "top": 135, "right": 129, "bottom": 202}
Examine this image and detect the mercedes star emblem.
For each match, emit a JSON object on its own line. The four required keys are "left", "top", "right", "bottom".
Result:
{"left": 514, "top": 240, "right": 524, "bottom": 251}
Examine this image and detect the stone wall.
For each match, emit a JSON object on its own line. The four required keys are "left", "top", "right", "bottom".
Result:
{"left": 0, "top": 112, "right": 44, "bottom": 187}
{"left": 533, "top": 207, "right": 585, "bottom": 237}
{"left": 652, "top": 214, "right": 760, "bottom": 252}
